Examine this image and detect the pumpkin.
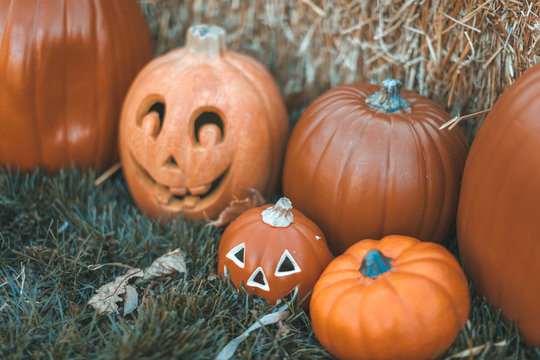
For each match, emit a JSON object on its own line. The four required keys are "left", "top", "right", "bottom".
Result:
{"left": 310, "top": 235, "right": 470, "bottom": 360}
{"left": 282, "top": 79, "right": 468, "bottom": 255}
{"left": 218, "top": 197, "right": 333, "bottom": 306}
{"left": 457, "top": 63, "right": 540, "bottom": 347}
{"left": 119, "top": 25, "right": 289, "bottom": 223}
{"left": 0, "top": 0, "right": 153, "bottom": 172}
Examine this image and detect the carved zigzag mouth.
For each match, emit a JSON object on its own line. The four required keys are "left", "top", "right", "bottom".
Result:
{"left": 130, "top": 152, "right": 229, "bottom": 209}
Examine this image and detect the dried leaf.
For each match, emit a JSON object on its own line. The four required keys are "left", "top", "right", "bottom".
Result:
{"left": 123, "top": 285, "right": 139, "bottom": 316}
{"left": 216, "top": 305, "right": 290, "bottom": 360}
{"left": 87, "top": 268, "right": 143, "bottom": 315}
{"left": 207, "top": 188, "right": 265, "bottom": 227}
{"left": 276, "top": 320, "right": 293, "bottom": 339}
{"left": 143, "top": 249, "right": 186, "bottom": 280}
{"left": 88, "top": 249, "right": 187, "bottom": 315}
{"left": 444, "top": 340, "right": 508, "bottom": 360}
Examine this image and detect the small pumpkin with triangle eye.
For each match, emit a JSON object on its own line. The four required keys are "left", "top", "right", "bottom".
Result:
{"left": 218, "top": 197, "right": 333, "bottom": 307}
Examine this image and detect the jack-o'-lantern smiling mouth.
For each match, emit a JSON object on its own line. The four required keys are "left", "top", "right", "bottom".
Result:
{"left": 129, "top": 152, "right": 229, "bottom": 210}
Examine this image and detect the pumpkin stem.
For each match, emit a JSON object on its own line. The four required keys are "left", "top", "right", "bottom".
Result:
{"left": 186, "top": 24, "right": 226, "bottom": 58}
{"left": 360, "top": 249, "right": 392, "bottom": 278}
{"left": 366, "top": 78, "right": 410, "bottom": 113}
{"left": 261, "top": 197, "right": 294, "bottom": 228}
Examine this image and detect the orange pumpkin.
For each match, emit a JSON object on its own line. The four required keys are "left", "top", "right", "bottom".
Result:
{"left": 310, "top": 235, "right": 470, "bottom": 360}
{"left": 283, "top": 79, "right": 468, "bottom": 255}
{"left": 119, "top": 25, "right": 289, "bottom": 223}
{"left": 0, "top": 0, "right": 153, "bottom": 172}
{"left": 457, "top": 63, "right": 540, "bottom": 347}
{"left": 218, "top": 197, "right": 333, "bottom": 306}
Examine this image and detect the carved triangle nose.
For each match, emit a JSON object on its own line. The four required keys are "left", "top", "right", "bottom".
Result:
{"left": 163, "top": 155, "right": 179, "bottom": 169}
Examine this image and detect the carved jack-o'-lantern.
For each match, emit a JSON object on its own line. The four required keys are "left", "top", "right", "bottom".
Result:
{"left": 119, "top": 25, "right": 289, "bottom": 222}
{"left": 218, "top": 198, "right": 333, "bottom": 306}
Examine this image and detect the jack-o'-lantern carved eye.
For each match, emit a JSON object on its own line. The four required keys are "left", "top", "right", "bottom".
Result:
{"left": 225, "top": 243, "right": 245, "bottom": 268}
{"left": 275, "top": 250, "right": 301, "bottom": 277}
{"left": 247, "top": 267, "right": 270, "bottom": 291}
{"left": 193, "top": 111, "right": 224, "bottom": 147}
{"left": 138, "top": 98, "right": 165, "bottom": 140}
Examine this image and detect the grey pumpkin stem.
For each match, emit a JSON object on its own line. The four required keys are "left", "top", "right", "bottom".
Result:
{"left": 360, "top": 249, "right": 392, "bottom": 278}
{"left": 366, "top": 78, "right": 411, "bottom": 113}
{"left": 186, "top": 24, "right": 226, "bottom": 58}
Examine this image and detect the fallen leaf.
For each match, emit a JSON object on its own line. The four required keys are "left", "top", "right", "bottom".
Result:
{"left": 143, "top": 249, "right": 186, "bottom": 280}
{"left": 88, "top": 249, "right": 187, "bottom": 315}
{"left": 207, "top": 188, "right": 265, "bottom": 227}
{"left": 123, "top": 285, "right": 139, "bottom": 316}
{"left": 216, "top": 305, "right": 290, "bottom": 360}
{"left": 276, "top": 320, "right": 293, "bottom": 339}
{"left": 87, "top": 268, "right": 143, "bottom": 315}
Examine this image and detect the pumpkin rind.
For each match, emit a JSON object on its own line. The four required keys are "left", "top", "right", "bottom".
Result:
{"left": 457, "top": 63, "right": 540, "bottom": 347}
{"left": 217, "top": 198, "right": 333, "bottom": 306}
{"left": 119, "top": 25, "right": 289, "bottom": 222}
{"left": 310, "top": 235, "right": 470, "bottom": 360}
{"left": 0, "top": 0, "right": 153, "bottom": 172}
{"left": 282, "top": 81, "right": 468, "bottom": 255}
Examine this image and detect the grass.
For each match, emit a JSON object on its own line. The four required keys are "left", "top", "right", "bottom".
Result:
{"left": 0, "top": 168, "right": 539, "bottom": 359}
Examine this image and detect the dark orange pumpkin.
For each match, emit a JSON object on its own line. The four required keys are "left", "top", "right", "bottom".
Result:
{"left": 0, "top": 0, "right": 153, "bottom": 172}
{"left": 218, "top": 197, "right": 333, "bottom": 306}
{"left": 283, "top": 79, "right": 468, "bottom": 255}
{"left": 119, "top": 25, "right": 289, "bottom": 222}
{"left": 310, "top": 235, "right": 470, "bottom": 360}
{"left": 457, "top": 63, "right": 540, "bottom": 347}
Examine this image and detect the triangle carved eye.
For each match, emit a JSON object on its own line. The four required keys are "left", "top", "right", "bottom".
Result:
{"left": 225, "top": 243, "right": 245, "bottom": 268}
{"left": 275, "top": 250, "right": 301, "bottom": 277}
{"left": 246, "top": 267, "right": 270, "bottom": 291}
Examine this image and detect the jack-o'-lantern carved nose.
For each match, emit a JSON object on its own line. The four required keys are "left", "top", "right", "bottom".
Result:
{"left": 194, "top": 111, "right": 224, "bottom": 147}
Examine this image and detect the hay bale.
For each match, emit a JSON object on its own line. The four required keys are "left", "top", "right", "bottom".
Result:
{"left": 138, "top": 0, "right": 539, "bottom": 140}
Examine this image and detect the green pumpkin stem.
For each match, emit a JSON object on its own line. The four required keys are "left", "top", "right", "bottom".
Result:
{"left": 366, "top": 78, "right": 410, "bottom": 113}
{"left": 360, "top": 249, "right": 392, "bottom": 278}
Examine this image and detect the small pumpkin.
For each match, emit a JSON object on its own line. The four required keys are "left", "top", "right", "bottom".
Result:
{"left": 310, "top": 235, "right": 470, "bottom": 360}
{"left": 283, "top": 79, "right": 468, "bottom": 255}
{"left": 218, "top": 197, "right": 333, "bottom": 306}
{"left": 457, "top": 62, "right": 540, "bottom": 347}
{"left": 119, "top": 25, "right": 289, "bottom": 223}
{"left": 0, "top": 0, "right": 153, "bottom": 172}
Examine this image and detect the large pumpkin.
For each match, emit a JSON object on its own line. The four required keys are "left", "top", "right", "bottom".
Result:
{"left": 310, "top": 235, "right": 470, "bottom": 360}
{"left": 283, "top": 79, "right": 468, "bottom": 255}
{"left": 119, "top": 25, "right": 289, "bottom": 222}
{"left": 218, "top": 197, "right": 333, "bottom": 306}
{"left": 457, "top": 63, "right": 540, "bottom": 347}
{"left": 0, "top": 0, "right": 153, "bottom": 172}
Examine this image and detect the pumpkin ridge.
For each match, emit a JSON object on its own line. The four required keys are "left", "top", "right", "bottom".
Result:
{"left": 289, "top": 220, "right": 327, "bottom": 271}
{"left": 395, "top": 270, "right": 465, "bottom": 328}
{"left": 90, "top": 0, "right": 100, "bottom": 168}
{"left": 406, "top": 118, "right": 429, "bottom": 238}
{"left": 221, "top": 55, "right": 278, "bottom": 196}
{"left": 30, "top": 2, "right": 43, "bottom": 166}
{"left": 413, "top": 117, "right": 447, "bottom": 241}
{"left": 334, "top": 108, "right": 373, "bottom": 239}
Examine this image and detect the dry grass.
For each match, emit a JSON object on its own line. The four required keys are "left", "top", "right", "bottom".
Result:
{"left": 139, "top": 0, "right": 539, "bottom": 140}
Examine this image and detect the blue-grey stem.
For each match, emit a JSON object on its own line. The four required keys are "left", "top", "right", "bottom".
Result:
{"left": 360, "top": 249, "right": 392, "bottom": 278}
{"left": 366, "top": 78, "right": 410, "bottom": 113}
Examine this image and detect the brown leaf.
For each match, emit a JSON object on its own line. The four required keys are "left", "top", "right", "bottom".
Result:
{"left": 143, "top": 249, "right": 186, "bottom": 280}
{"left": 87, "top": 268, "right": 143, "bottom": 315}
{"left": 207, "top": 188, "right": 265, "bottom": 227}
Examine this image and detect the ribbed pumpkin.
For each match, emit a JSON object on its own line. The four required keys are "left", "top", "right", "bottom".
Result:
{"left": 283, "top": 79, "right": 468, "bottom": 255}
{"left": 457, "top": 63, "right": 540, "bottom": 347}
{"left": 119, "top": 25, "right": 289, "bottom": 223}
{"left": 0, "top": 0, "right": 153, "bottom": 172}
{"left": 310, "top": 235, "right": 470, "bottom": 360}
{"left": 218, "top": 197, "right": 333, "bottom": 306}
